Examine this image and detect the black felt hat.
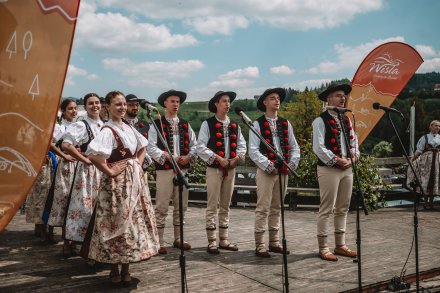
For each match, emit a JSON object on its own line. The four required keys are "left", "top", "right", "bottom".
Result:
{"left": 157, "top": 89, "right": 187, "bottom": 107}
{"left": 318, "top": 83, "right": 352, "bottom": 101}
{"left": 208, "top": 91, "right": 237, "bottom": 113}
{"left": 125, "top": 94, "right": 143, "bottom": 103}
{"left": 257, "top": 88, "right": 286, "bottom": 112}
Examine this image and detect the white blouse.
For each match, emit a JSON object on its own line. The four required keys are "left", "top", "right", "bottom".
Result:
{"left": 62, "top": 116, "right": 103, "bottom": 147}
{"left": 415, "top": 133, "right": 440, "bottom": 154}
{"left": 196, "top": 116, "right": 247, "bottom": 165}
{"left": 249, "top": 116, "right": 300, "bottom": 172}
{"left": 53, "top": 118, "right": 73, "bottom": 143}
{"left": 86, "top": 119, "right": 148, "bottom": 159}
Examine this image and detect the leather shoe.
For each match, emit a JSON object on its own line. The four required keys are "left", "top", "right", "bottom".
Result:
{"left": 158, "top": 246, "right": 167, "bottom": 255}
{"left": 319, "top": 251, "right": 338, "bottom": 261}
{"left": 269, "top": 245, "right": 290, "bottom": 255}
{"left": 334, "top": 246, "right": 357, "bottom": 258}
{"left": 173, "top": 240, "right": 191, "bottom": 250}
{"left": 207, "top": 245, "right": 220, "bottom": 255}
{"left": 255, "top": 249, "right": 271, "bottom": 258}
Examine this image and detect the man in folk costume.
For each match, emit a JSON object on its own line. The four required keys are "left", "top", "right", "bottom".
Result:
{"left": 312, "top": 83, "right": 359, "bottom": 261}
{"left": 147, "top": 90, "right": 197, "bottom": 254}
{"left": 124, "top": 94, "right": 152, "bottom": 171}
{"left": 196, "top": 91, "right": 247, "bottom": 254}
{"left": 249, "top": 88, "right": 300, "bottom": 258}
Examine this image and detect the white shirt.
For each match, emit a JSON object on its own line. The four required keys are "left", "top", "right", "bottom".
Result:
{"left": 415, "top": 133, "right": 440, "bottom": 155}
{"left": 53, "top": 118, "right": 73, "bottom": 143}
{"left": 312, "top": 111, "right": 359, "bottom": 166}
{"left": 148, "top": 117, "right": 197, "bottom": 165}
{"left": 62, "top": 116, "right": 103, "bottom": 147}
{"left": 196, "top": 116, "right": 247, "bottom": 165}
{"left": 248, "top": 116, "right": 300, "bottom": 173}
{"left": 86, "top": 119, "right": 148, "bottom": 159}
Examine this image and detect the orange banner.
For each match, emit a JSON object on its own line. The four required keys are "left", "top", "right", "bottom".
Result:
{"left": 346, "top": 42, "right": 423, "bottom": 144}
{"left": 0, "top": 0, "right": 80, "bottom": 231}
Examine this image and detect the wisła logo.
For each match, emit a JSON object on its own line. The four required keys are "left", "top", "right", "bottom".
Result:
{"left": 368, "top": 53, "right": 404, "bottom": 75}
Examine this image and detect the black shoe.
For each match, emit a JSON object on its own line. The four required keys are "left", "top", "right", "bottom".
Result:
{"left": 255, "top": 249, "right": 271, "bottom": 258}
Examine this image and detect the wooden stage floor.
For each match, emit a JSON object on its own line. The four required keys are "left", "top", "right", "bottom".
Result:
{"left": 1, "top": 205, "right": 439, "bottom": 292}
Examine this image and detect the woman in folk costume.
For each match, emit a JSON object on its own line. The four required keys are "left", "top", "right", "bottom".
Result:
{"left": 47, "top": 99, "right": 78, "bottom": 252}
{"left": 26, "top": 99, "right": 77, "bottom": 243}
{"left": 407, "top": 120, "right": 440, "bottom": 210}
{"left": 82, "top": 91, "right": 159, "bottom": 286}
{"left": 61, "top": 93, "right": 103, "bottom": 248}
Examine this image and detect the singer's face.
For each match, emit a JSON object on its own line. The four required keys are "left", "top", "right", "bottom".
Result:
{"left": 126, "top": 101, "right": 139, "bottom": 118}
{"left": 215, "top": 95, "right": 230, "bottom": 114}
{"left": 63, "top": 101, "right": 77, "bottom": 122}
{"left": 327, "top": 90, "right": 346, "bottom": 107}
{"left": 430, "top": 122, "right": 440, "bottom": 134}
{"left": 264, "top": 93, "right": 281, "bottom": 111}
{"left": 85, "top": 96, "right": 101, "bottom": 120}
{"left": 107, "top": 94, "right": 127, "bottom": 120}
{"left": 164, "top": 96, "right": 180, "bottom": 114}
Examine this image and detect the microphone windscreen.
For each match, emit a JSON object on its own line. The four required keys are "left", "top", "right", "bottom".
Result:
{"left": 372, "top": 102, "right": 380, "bottom": 109}
{"left": 140, "top": 100, "right": 149, "bottom": 108}
{"left": 234, "top": 106, "right": 244, "bottom": 115}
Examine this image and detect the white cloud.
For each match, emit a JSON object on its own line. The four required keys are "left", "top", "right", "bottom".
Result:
{"left": 418, "top": 58, "right": 440, "bottom": 73}
{"left": 270, "top": 65, "right": 294, "bottom": 75}
{"left": 415, "top": 45, "right": 438, "bottom": 58}
{"left": 96, "top": 0, "right": 384, "bottom": 35}
{"left": 87, "top": 74, "right": 101, "bottom": 81}
{"left": 184, "top": 16, "right": 248, "bottom": 35}
{"left": 291, "top": 79, "right": 331, "bottom": 91}
{"left": 65, "top": 64, "right": 87, "bottom": 86}
{"left": 218, "top": 66, "right": 259, "bottom": 80}
{"left": 102, "top": 58, "right": 205, "bottom": 88}
{"left": 75, "top": 2, "right": 197, "bottom": 51}
{"left": 307, "top": 36, "right": 405, "bottom": 74}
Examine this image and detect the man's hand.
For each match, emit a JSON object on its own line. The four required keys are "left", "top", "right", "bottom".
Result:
{"left": 228, "top": 157, "right": 240, "bottom": 169}
{"left": 218, "top": 156, "right": 230, "bottom": 168}
{"left": 271, "top": 168, "right": 279, "bottom": 175}
{"left": 178, "top": 155, "right": 191, "bottom": 165}
{"left": 336, "top": 157, "right": 352, "bottom": 170}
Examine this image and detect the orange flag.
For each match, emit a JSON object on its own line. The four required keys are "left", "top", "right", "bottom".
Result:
{"left": 346, "top": 42, "right": 424, "bottom": 145}
{"left": 0, "top": 0, "right": 80, "bottom": 231}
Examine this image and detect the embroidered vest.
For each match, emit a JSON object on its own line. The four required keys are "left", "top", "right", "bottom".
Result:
{"left": 206, "top": 116, "right": 239, "bottom": 168}
{"left": 317, "top": 110, "right": 355, "bottom": 166}
{"left": 154, "top": 116, "right": 190, "bottom": 170}
{"left": 102, "top": 126, "right": 135, "bottom": 164}
{"left": 256, "top": 115, "right": 290, "bottom": 174}
{"left": 134, "top": 119, "right": 150, "bottom": 139}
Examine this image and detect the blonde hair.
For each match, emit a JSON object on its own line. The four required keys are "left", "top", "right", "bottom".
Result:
{"left": 429, "top": 120, "right": 440, "bottom": 128}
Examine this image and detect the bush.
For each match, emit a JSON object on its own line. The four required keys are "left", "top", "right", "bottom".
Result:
{"left": 372, "top": 141, "right": 393, "bottom": 158}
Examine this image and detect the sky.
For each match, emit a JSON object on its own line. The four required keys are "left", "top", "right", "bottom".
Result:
{"left": 62, "top": 0, "right": 440, "bottom": 102}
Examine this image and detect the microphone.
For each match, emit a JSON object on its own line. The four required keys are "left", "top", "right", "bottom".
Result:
{"left": 140, "top": 100, "right": 159, "bottom": 113}
{"left": 326, "top": 106, "right": 352, "bottom": 113}
{"left": 234, "top": 107, "right": 253, "bottom": 124}
{"left": 372, "top": 102, "right": 404, "bottom": 119}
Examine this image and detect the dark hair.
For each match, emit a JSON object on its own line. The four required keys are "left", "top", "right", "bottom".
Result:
{"left": 83, "top": 92, "right": 100, "bottom": 105}
{"left": 105, "top": 91, "right": 125, "bottom": 104}
{"left": 60, "top": 98, "right": 77, "bottom": 120}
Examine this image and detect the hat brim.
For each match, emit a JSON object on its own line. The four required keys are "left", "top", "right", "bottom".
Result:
{"left": 318, "top": 84, "right": 352, "bottom": 101}
{"left": 208, "top": 91, "right": 237, "bottom": 113}
{"left": 158, "top": 90, "right": 187, "bottom": 107}
{"left": 257, "top": 88, "right": 286, "bottom": 112}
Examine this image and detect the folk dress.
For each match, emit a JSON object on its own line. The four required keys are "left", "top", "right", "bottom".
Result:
{"left": 82, "top": 120, "right": 159, "bottom": 264}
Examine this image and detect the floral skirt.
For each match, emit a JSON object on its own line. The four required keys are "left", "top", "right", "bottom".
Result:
{"left": 47, "top": 159, "right": 76, "bottom": 227}
{"left": 64, "top": 162, "right": 101, "bottom": 242}
{"left": 25, "top": 159, "right": 53, "bottom": 224}
{"left": 83, "top": 159, "right": 159, "bottom": 264}
{"left": 407, "top": 151, "right": 440, "bottom": 196}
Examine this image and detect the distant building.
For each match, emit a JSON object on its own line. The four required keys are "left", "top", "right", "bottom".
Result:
{"left": 434, "top": 83, "right": 440, "bottom": 91}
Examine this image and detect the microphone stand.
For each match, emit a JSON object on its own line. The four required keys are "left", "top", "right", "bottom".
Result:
{"left": 239, "top": 115, "right": 298, "bottom": 293}
{"left": 386, "top": 111, "right": 423, "bottom": 292}
{"left": 146, "top": 109, "right": 190, "bottom": 293}
{"left": 335, "top": 109, "right": 368, "bottom": 293}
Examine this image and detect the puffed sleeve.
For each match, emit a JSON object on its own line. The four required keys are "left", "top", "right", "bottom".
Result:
{"left": 52, "top": 124, "right": 62, "bottom": 143}
{"left": 85, "top": 127, "right": 116, "bottom": 159}
{"left": 62, "top": 121, "right": 89, "bottom": 146}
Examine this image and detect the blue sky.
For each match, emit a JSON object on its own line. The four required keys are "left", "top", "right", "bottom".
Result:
{"left": 63, "top": 0, "right": 440, "bottom": 102}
